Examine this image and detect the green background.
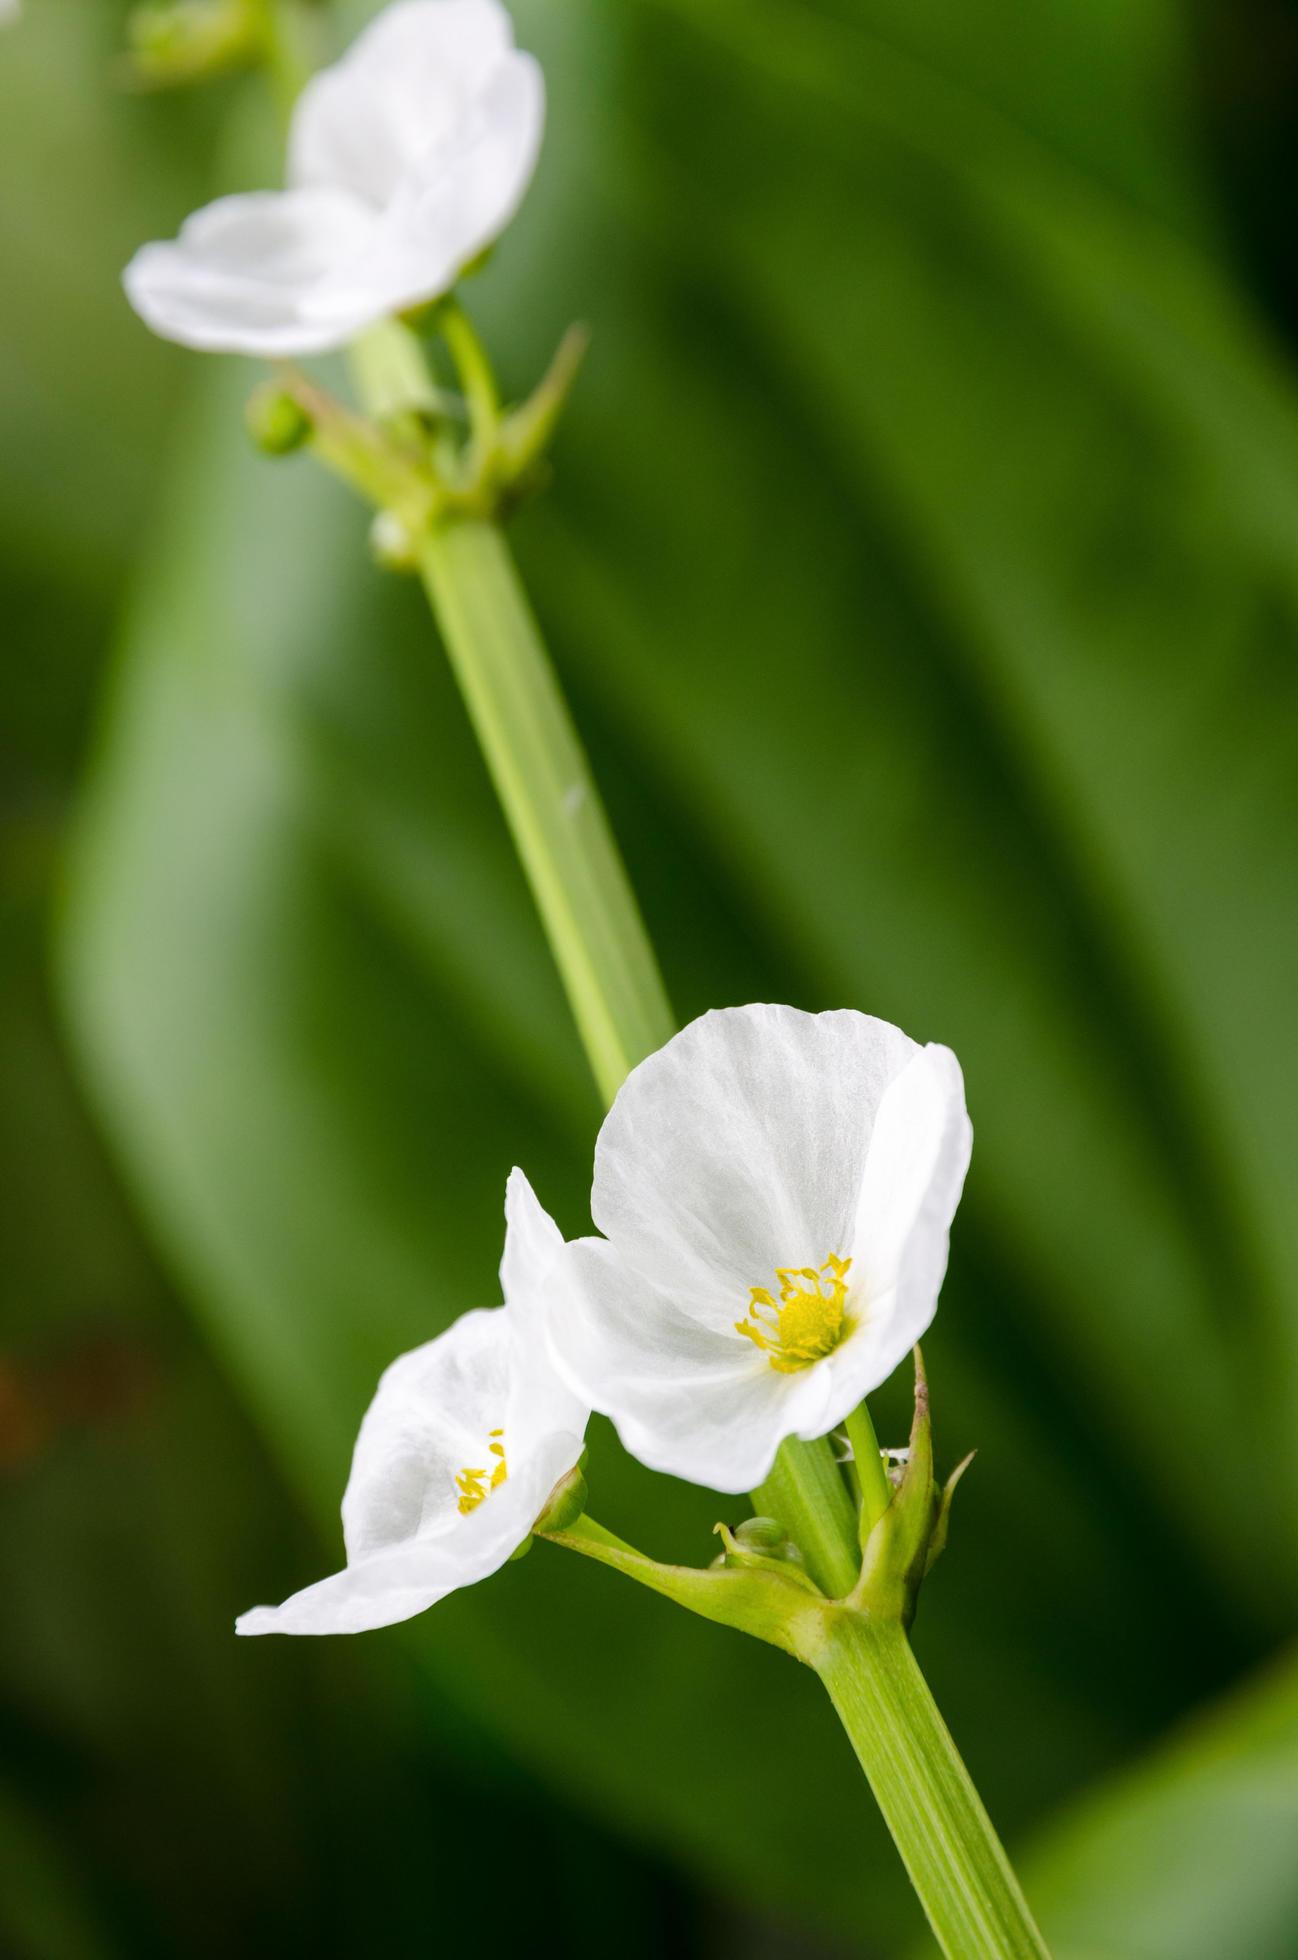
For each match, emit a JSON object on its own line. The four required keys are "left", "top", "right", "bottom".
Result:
{"left": 4, "top": 0, "right": 1298, "bottom": 1953}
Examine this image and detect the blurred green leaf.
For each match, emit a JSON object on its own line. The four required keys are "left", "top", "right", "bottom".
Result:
{"left": 1026, "top": 1647, "right": 1298, "bottom": 1958}
{"left": 48, "top": 0, "right": 1298, "bottom": 1950}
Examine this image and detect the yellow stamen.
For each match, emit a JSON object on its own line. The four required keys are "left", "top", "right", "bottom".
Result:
{"left": 456, "top": 1428, "right": 509, "bottom": 1514}
{"left": 735, "top": 1254, "right": 854, "bottom": 1373}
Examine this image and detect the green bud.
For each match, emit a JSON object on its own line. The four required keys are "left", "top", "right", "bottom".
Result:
{"left": 368, "top": 509, "right": 421, "bottom": 573}
{"left": 245, "top": 384, "right": 312, "bottom": 456}
{"left": 711, "top": 1519, "right": 812, "bottom": 1584}
{"left": 733, "top": 1516, "right": 806, "bottom": 1567}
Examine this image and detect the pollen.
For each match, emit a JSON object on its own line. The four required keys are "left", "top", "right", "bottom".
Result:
{"left": 735, "top": 1254, "right": 854, "bottom": 1373}
{"left": 455, "top": 1428, "right": 508, "bottom": 1514}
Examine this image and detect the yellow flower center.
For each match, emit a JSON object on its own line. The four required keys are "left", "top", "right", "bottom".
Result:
{"left": 735, "top": 1254, "right": 854, "bottom": 1373}
{"left": 455, "top": 1429, "right": 508, "bottom": 1514}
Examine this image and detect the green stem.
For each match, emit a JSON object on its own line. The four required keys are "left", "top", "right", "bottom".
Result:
{"left": 813, "top": 1615, "right": 1050, "bottom": 1958}
{"left": 752, "top": 1435, "right": 860, "bottom": 1597}
{"left": 418, "top": 519, "right": 674, "bottom": 1102}
{"left": 439, "top": 300, "right": 502, "bottom": 450}
{"left": 349, "top": 332, "right": 674, "bottom": 1104}
{"left": 845, "top": 1398, "right": 893, "bottom": 1546}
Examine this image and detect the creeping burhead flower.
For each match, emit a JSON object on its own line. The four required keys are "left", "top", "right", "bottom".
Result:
{"left": 546, "top": 1005, "right": 972, "bottom": 1493}
{"left": 124, "top": 0, "right": 543, "bottom": 355}
{"left": 238, "top": 1169, "right": 587, "bottom": 1634}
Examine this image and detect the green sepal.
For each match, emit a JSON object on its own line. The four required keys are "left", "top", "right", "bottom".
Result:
{"left": 540, "top": 1515, "right": 830, "bottom": 1659}
{"left": 925, "top": 1450, "right": 976, "bottom": 1577}
{"left": 851, "top": 1349, "right": 970, "bottom": 1626}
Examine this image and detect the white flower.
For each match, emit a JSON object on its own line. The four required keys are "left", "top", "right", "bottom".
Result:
{"left": 238, "top": 1170, "right": 587, "bottom": 1634}
{"left": 546, "top": 1005, "right": 972, "bottom": 1494}
{"left": 124, "top": 0, "right": 543, "bottom": 355}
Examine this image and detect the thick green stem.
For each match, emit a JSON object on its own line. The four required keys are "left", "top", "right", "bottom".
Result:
{"left": 349, "top": 327, "right": 673, "bottom": 1104}
{"left": 752, "top": 1434, "right": 860, "bottom": 1597}
{"left": 417, "top": 519, "right": 674, "bottom": 1103}
{"left": 814, "top": 1614, "right": 1050, "bottom": 1959}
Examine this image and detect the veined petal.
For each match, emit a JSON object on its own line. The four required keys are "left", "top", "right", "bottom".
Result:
{"left": 589, "top": 1005, "right": 917, "bottom": 1319}
{"left": 122, "top": 188, "right": 380, "bottom": 356}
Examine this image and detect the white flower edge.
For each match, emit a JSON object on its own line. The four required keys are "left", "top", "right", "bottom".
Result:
{"left": 238, "top": 1169, "right": 587, "bottom": 1635}
{"left": 124, "top": 0, "right": 544, "bottom": 356}
{"left": 546, "top": 1005, "right": 972, "bottom": 1494}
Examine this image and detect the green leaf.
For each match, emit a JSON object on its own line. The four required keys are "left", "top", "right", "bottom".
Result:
{"left": 1025, "top": 1648, "right": 1298, "bottom": 1958}
{"left": 52, "top": 0, "right": 1298, "bottom": 1944}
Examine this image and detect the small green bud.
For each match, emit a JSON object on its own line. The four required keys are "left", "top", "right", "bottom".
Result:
{"left": 712, "top": 1518, "right": 807, "bottom": 1571}
{"left": 734, "top": 1515, "right": 805, "bottom": 1565}
{"left": 246, "top": 384, "right": 312, "bottom": 456}
{"left": 368, "top": 508, "right": 421, "bottom": 573}
{"left": 532, "top": 1459, "right": 588, "bottom": 1535}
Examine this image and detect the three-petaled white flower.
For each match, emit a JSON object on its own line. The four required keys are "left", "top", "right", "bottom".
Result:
{"left": 546, "top": 1005, "right": 972, "bottom": 1494}
{"left": 238, "top": 1169, "right": 587, "bottom": 1634}
{"left": 124, "top": 0, "right": 543, "bottom": 355}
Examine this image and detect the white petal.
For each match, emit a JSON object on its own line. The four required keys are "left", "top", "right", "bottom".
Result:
{"left": 787, "top": 1044, "right": 971, "bottom": 1435}
{"left": 499, "top": 1167, "right": 590, "bottom": 1450}
{"left": 122, "top": 188, "right": 380, "bottom": 355}
{"left": 339, "top": 1308, "right": 511, "bottom": 1562}
{"left": 237, "top": 1427, "right": 580, "bottom": 1636}
{"left": 238, "top": 1168, "right": 589, "bottom": 1636}
{"left": 546, "top": 1237, "right": 836, "bottom": 1492}
{"left": 590, "top": 1005, "right": 918, "bottom": 1322}
{"left": 500, "top": 1165, "right": 564, "bottom": 1312}
{"left": 290, "top": 0, "right": 519, "bottom": 203}
{"left": 298, "top": 51, "right": 544, "bottom": 323}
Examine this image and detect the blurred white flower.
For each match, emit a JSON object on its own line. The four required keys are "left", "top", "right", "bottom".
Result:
{"left": 0, "top": 0, "right": 19, "bottom": 23}
{"left": 238, "top": 1170, "right": 587, "bottom": 1634}
{"left": 547, "top": 1005, "right": 971, "bottom": 1494}
{"left": 124, "top": 0, "right": 543, "bottom": 355}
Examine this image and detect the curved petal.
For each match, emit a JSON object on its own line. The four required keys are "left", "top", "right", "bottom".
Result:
{"left": 237, "top": 1427, "right": 580, "bottom": 1635}
{"left": 546, "top": 1237, "right": 834, "bottom": 1491}
{"left": 500, "top": 1167, "right": 589, "bottom": 1450}
{"left": 122, "top": 188, "right": 379, "bottom": 355}
{"left": 590, "top": 1005, "right": 918, "bottom": 1323}
{"left": 297, "top": 53, "right": 544, "bottom": 325}
{"left": 340, "top": 1307, "right": 513, "bottom": 1562}
{"left": 809, "top": 1044, "right": 972, "bottom": 1428}
{"left": 289, "top": 0, "right": 532, "bottom": 205}
{"left": 500, "top": 1164, "right": 563, "bottom": 1313}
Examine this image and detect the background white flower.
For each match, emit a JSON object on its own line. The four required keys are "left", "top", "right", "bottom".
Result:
{"left": 238, "top": 1169, "right": 587, "bottom": 1634}
{"left": 547, "top": 1004, "right": 972, "bottom": 1494}
{"left": 124, "top": 0, "right": 543, "bottom": 354}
